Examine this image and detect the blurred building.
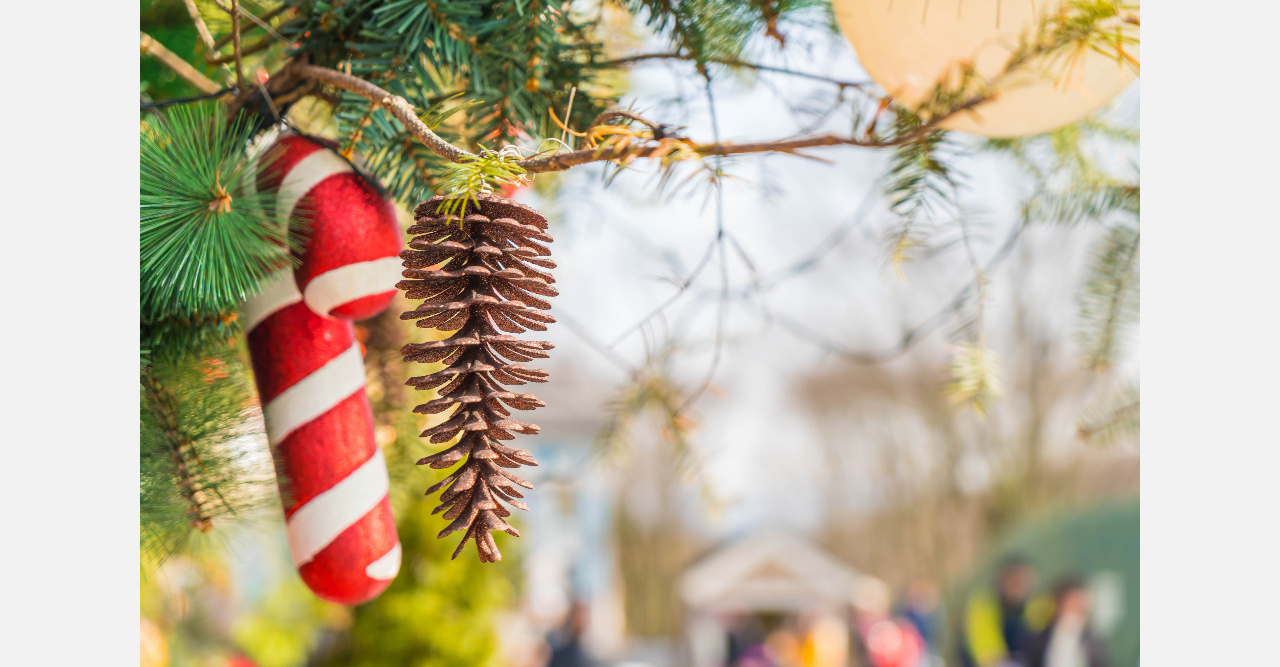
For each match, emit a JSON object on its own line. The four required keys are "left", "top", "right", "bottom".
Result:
{"left": 680, "top": 531, "right": 884, "bottom": 667}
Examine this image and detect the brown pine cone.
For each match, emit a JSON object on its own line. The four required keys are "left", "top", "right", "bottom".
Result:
{"left": 398, "top": 193, "right": 556, "bottom": 562}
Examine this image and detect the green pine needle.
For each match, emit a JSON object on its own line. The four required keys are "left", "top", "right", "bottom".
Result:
{"left": 884, "top": 114, "right": 964, "bottom": 271}
{"left": 141, "top": 103, "right": 291, "bottom": 325}
{"left": 141, "top": 345, "right": 276, "bottom": 568}
{"left": 433, "top": 149, "right": 529, "bottom": 221}
{"left": 945, "top": 342, "right": 1004, "bottom": 415}
{"left": 1076, "top": 381, "right": 1139, "bottom": 446}
{"left": 1078, "top": 223, "right": 1139, "bottom": 369}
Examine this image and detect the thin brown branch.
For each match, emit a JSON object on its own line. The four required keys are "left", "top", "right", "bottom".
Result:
{"left": 578, "top": 110, "right": 665, "bottom": 149}
{"left": 516, "top": 120, "right": 954, "bottom": 174}
{"left": 291, "top": 64, "right": 977, "bottom": 174}
{"left": 140, "top": 32, "right": 223, "bottom": 95}
{"left": 230, "top": 0, "right": 246, "bottom": 92}
{"left": 180, "top": 0, "right": 218, "bottom": 53}
{"left": 206, "top": 33, "right": 274, "bottom": 65}
{"left": 601, "top": 52, "right": 870, "bottom": 90}
{"left": 293, "top": 63, "right": 474, "bottom": 163}
{"left": 213, "top": 4, "right": 291, "bottom": 49}
{"left": 237, "top": 5, "right": 289, "bottom": 42}
{"left": 587, "top": 110, "right": 661, "bottom": 132}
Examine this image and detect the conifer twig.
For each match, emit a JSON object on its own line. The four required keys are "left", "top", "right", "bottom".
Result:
{"left": 140, "top": 32, "right": 222, "bottom": 95}
{"left": 1091, "top": 230, "right": 1140, "bottom": 369}
{"left": 1077, "top": 399, "right": 1139, "bottom": 441}
{"left": 144, "top": 374, "right": 214, "bottom": 532}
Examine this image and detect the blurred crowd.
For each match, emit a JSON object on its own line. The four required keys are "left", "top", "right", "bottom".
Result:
{"left": 713, "top": 557, "right": 1109, "bottom": 667}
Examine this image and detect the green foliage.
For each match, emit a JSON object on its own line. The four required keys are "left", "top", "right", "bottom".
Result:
{"left": 140, "top": 0, "right": 227, "bottom": 101}
{"left": 1027, "top": 179, "right": 1139, "bottom": 227}
{"left": 141, "top": 102, "right": 292, "bottom": 354}
{"left": 593, "top": 364, "right": 703, "bottom": 485}
{"left": 624, "top": 0, "right": 830, "bottom": 72}
{"left": 232, "top": 577, "right": 348, "bottom": 667}
{"left": 945, "top": 342, "right": 1003, "bottom": 416}
{"left": 983, "top": 117, "right": 1140, "bottom": 372}
{"left": 433, "top": 149, "right": 530, "bottom": 221}
{"left": 884, "top": 114, "right": 964, "bottom": 271}
{"left": 1078, "top": 223, "right": 1139, "bottom": 369}
{"left": 300, "top": 0, "right": 612, "bottom": 155}
{"left": 142, "top": 310, "right": 244, "bottom": 362}
{"left": 332, "top": 69, "right": 481, "bottom": 204}
{"left": 140, "top": 344, "right": 274, "bottom": 567}
{"left": 1077, "top": 381, "right": 1139, "bottom": 446}
{"left": 312, "top": 484, "right": 514, "bottom": 667}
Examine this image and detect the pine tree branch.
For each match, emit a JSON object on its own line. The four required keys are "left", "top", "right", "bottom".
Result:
{"left": 1077, "top": 398, "right": 1139, "bottom": 442}
{"left": 143, "top": 373, "right": 215, "bottom": 532}
{"left": 140, "top": 32, "right": 223, "bottom": 95}
{"left": 601, "top": 52, "right": 870, "bottom": 90}
{"left": 1089, "top": 229, "right": 1140, "bottom": 368}
{"left": 296, "top": 60, "right": 979, "bottom": 173}
{"left": 293, "top": 63, "right": 475, "bottom": 163}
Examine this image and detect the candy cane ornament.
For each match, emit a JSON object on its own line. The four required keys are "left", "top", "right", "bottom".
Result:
{"left": 242, "top": 270, "right": 402, "bottom": 605}
{"left": 256, "top": 132, "right": 403, "bottom": 321}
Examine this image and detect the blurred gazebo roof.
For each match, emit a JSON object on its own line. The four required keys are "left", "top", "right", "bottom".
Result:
{"left": 679, "top": 531, "right": 883, "bottom": 614}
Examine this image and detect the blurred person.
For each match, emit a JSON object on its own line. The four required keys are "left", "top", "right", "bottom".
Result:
{"left": 900, "top": 580, "right": 942, "bottom": 655}
{"left": 959, "top": 556, "right": 1053, "bottom": 667}
{"left": 853, "top": 579, "right": 925, "bottom": 667}
{"left": 1026, "top": 577, "right": 1108, "bottom": 667}
{"left": 547, "top": 601, "right": 595, "bottom": 667}
{"left": 800, "top": 613, "right": 851, "bottom": 667}
{"left": 735, "top": 642, "right": 778, "bottom": 667}
{"left": 765, "top": 625, "right": 804, "bottom": 667}
{"left": 728, "top": 615, "right": 770, "bottom": 667}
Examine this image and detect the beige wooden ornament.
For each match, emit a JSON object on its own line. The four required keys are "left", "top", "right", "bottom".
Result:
{"left": 832, "top": 0, "right": 1139, "bottom": 137}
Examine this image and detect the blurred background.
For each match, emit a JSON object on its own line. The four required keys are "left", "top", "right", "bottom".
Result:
{"left": 141, "top": 1, "right": 1139, "bottom": 666}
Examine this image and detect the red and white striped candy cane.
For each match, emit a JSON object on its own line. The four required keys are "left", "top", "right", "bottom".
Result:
{"left": 257, "top": 132, "right": 403, "bottom": 321}
{"left": 242, "top": 270, "right": 400, "bottom": 605}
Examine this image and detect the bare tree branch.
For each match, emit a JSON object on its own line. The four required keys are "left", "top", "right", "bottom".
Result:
{"left": 230, "top": 0, "right": 245, "bottom": 92}
{"left": 140, "top": 32, "right": 223, "bottom": 95}
{"left": 601, "top": 52, "right": 871, "bottom": 90}
{"left": 206, "top": 34, "right": 275, "bottom": 65}
{"left": 290, "top": 65, "right": 979, "bottom": 174}
{"left": 180, "top": 0, "right": 218, "bottom": 54}
{"left": 293, "top": 63, "right": 475, "bottom": 163}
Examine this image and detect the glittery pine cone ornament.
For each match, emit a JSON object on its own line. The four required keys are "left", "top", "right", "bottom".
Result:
{"left": 398, "top": 193, "right": 556, "bottom": 562}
